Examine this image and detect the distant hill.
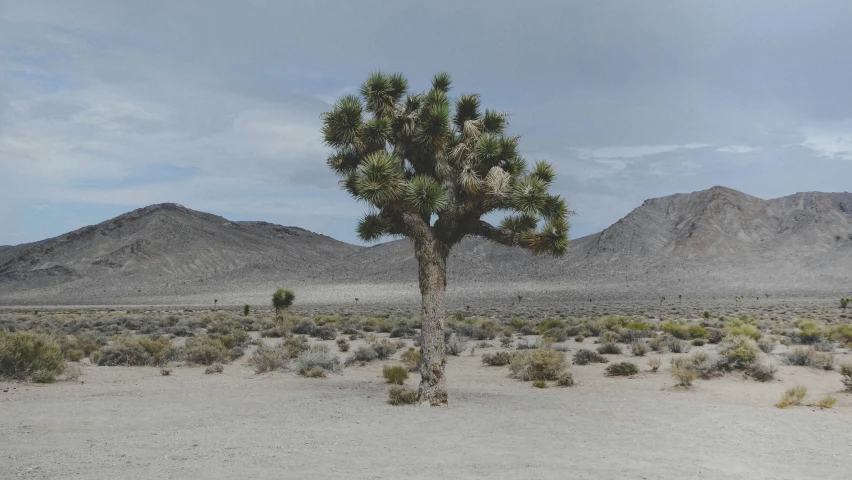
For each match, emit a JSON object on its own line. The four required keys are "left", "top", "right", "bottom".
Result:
{"left": 1, "top": 187, "right": 850, "bottom": 305}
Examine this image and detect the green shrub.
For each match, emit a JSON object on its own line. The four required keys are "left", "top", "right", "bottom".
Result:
{"left": 532, "top": 380, "right": 548, "bottom": 388}
{"left": 816, "top": 395, "right": 837, "bottom": 409}
{"left": 383, "top": 365, "right": 409, "bottom": 384}
{"left": 830, "top": 324, "right": 852, "bottom": 345}
{"left": 665, "top": 337, "right": 691, "bottom": 353}
{"left": 795, "top": 319, "right": 825, "bottom": 344}
{"left": 574, "top": 335, "right": 585, "bottom": 343}
{"left": 597, "top": 343, "right": 622, "bottom": 355}
{"left": 0, "top": 330, "right": 65, "bottom": 382}
{"left": 542, "top": 328, "right": 568, "bottom": 343}
{"left": 660, "top": 321, "right": 690, "bottom": 340}
{"left": 243, "top": 304, "right": 251, "bottom": 316}
{"left": 509, "top": 348, "right": 567, "bottom": 381}
{"left": 388, "top": 385, "right": 419, "bottom": 405}
{"left": 725, "top": 323, "right": 762, "bottom": 341}
{"left": 183, "top": 336, "right": 231, "bottom": 365}
{"left": 691, "top": 338, "right": 706, "bottom": 346}
{"left": 707, "top": 328, "right": 726, "bottom": 344}
{"left": 573, "top": 349, "right": 608, "bottom": 365}
{"left": 336, "top": 338, "right": 350, "bottom": 352}
{"left": 718, "top": 336, "right": 759, "bottom": 370}
{"left": 482, "top": 351, "right": 515, "bottom": 366}
{"left": 539, "top": 318, "right": 566, "bottom": 332}
{"left": 605, "top": 362, "right": 639, "bottom": 376}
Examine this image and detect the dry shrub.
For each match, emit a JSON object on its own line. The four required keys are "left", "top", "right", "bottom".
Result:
{"left": 671, "top": 367, "right": 698, "bottom": 387}
{"left": 815, "top": 395, "right": 837, "bottom": 409}
{"left": 573, "top": 349, "right": 608, "bottom": 365}
{"left": 509, "top": 348, "right": 567, "bottom": 381}
{"left": 400, "top": 348, "right": 420, "bottom": 371}
{"left": 647, "top": 357, "right": 661, "bottom": 372}
{"left": 160, "top": 368, "right": 172, "bottom": 376}
{"left": 631, "top": 342, "right": 648, "bottom": 356}
{"left": 0, "top": 331, "right": 66, "bottom": 383}
{"left": 303, "top": 367, "right": 327, "bottom": 378}
{"left": 605, "top": 362, "right": 639, "bottom": 377}
{"left": 532, "top": 380, "right": 548, "bottom": 389}
{"left": 776, "top": 385, "right": 807, "bottom": 408}
{"left": 388, "top": 385, "right": 419, "bottom": 405}
{"left": 183, "top": 336, "right": 231, "bottom": 365}
{"left": 372, "top": 339, "right": 404, "bottom": 359}
{"left": 746, "top": 362, "right": 777, "bottom": 382}
{"left": 95, "top": 335, "right": 174, "bottom": 367}
{"left": 248, "top": 344, "right": 288, "bottom": 373}
{"left": 784, "top": 347, "right": 834, "bottom": 370}
{"left": 556, "top": 371, "right": 574, "bottom": 387}
{"left": 345, "top": 346, "right": 379, "bottom": 366}
{"left": 481, "top": 351, "right": 515, "bottom": 366}
{"left": 597, "top": 343, "right": 622, "bottom": 355}
{"left": 445, "top": 334, "right": 469, "bottom": 356}
{"left": 292, "top": 344, "right": 341, "bottom": 376}
{"left": 383, "top": 365, "right": 409, "bottom": 384}
{"left": 204, "top": 363, "right": 224, "bottom": 374}
{"left": 718, "top": 336, "right": 758, "bottom": 370}
{"left": 336, "top": 338, "right": 350, "bottom": 352}
{"left": 841, "top": 363, "right": 852, "bottom": 391}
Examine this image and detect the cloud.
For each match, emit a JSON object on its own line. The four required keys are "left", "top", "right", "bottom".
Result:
{"left": 2, "top": 1, "right": 852, "bottom": 245}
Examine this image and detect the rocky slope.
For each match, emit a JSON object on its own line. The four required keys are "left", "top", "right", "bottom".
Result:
{"left": 1, "top": 187, "right": 850, "bottom": 304}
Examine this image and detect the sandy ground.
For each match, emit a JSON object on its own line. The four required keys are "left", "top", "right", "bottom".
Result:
{"left": 2, "top": 337, "right": 851, "bottom": 480}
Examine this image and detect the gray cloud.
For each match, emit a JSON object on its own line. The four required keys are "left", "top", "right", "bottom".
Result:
{"left": 1, "top": 0, "right": 852, "bottom": 245}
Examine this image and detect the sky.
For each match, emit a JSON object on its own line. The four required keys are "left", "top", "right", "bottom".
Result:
{"left": 2, "top": 0, "right": 852, "bottom": 246}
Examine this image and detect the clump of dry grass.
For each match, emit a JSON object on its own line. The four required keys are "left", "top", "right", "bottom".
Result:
{"left": 388, "top": 385, "right": 419, "bottom": 405}
{"left": 204, "top": 363, "right": 224, "bottom": 374}
{"left": 776, "top": 385, "right": 807, "bottom": 408}
{"left": 814, "top": 395, "right": 836, "bottom": 409}
{"left": 532, "top": 380, "right": 548, "bottom": 388}
{"left": 248, "top": 344, "right": 288, "bottom": 373}
{"left": 671, "top": 367, "right": 699, "bottom": 387}
{"left": 303, "top": 367, "right": 327, "bottom": 378}
{"left": 647, "top": 357, "right": 661, "bottom": 372}
{"left": 400, "top": 348, "right": 420, "bottom": 371}
{"left": 556, "top": 371, "right": 574, "bottom": 387}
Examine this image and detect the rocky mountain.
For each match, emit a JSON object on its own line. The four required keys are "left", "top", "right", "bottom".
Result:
{"left": 1, "top": 187, "right": 850, "bottom": 305}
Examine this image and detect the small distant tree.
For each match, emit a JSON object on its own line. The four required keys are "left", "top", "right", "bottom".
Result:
{"left": 841, "top": 298, "right": 850, "bottom": 310}
{"left": 272, "top": 289, "right": 295, "bottom": 325}
{"left": 243, "top": 304, "right": 251, "bottom": 317}
{"left": 321, "top": 71, "right": 570, "bottom": 405}
{"left": 214, "top": 299, "right": 218, "bottom": 307}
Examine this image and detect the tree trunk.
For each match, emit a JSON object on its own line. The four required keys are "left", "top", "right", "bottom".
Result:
{"left": 416, "top": 241, "right": 448, "bottom": 406}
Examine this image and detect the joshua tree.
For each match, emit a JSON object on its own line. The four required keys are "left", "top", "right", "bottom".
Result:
{"left": 841, "top": 298, "right": 850, "bottom": 310}
{"left": 243, "top": 304, "right": 251, "bottom": 317}
{"left": 272, "top": 289, "right": 295, "bottom": 325}
{"left": 321, "top": 71, "right": 570, "bottom": 405}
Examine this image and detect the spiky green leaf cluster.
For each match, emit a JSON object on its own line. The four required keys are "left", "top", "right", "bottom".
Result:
{"left": 322, "top": 71, "right": 571, "bottom": 255}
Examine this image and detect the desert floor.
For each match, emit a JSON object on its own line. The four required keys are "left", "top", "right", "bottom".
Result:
{"left": 2, "top": 335, "right": 850, "bottom": 480}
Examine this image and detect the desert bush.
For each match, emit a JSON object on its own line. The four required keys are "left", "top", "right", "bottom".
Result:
{"left": 96, "top": 335, "right": 174, "bottom": 367}
{"left": 574, "top": 335, "right": 585, "bottom": 343}
{"left": 706, "top": 328, "right": 726, "bottom": 344}
{"left": 597, "top": 343, "right": 622, "bottom": 355}
{"left": 260, "top": 326, "right": 289, "bottom": 338}
{"left": 691, "top": 338, "right": 706, "bottom": 347}
{"left": 726, "top": 323, "right": 762, "bottom": 341}
{"left": 248, "top": 344, "right": 288, "bottom": 373}
{"left": 509, "top": 348, "right": 567, "bottom": 381}
{"left": 648, "top": 357, "right": 661, "bottom": 372}
{"left": 388, "top": 385, "right": 419, "bottom": 405}
{"left": 64, "top": 349, "right": 85, "bottom": 362}
{"left": 599, "top": 331, "right": 618, "bottom": 344}
{"left": 542, "top": 328, "right": 568, "bottom": 343}
{"left": 556, "top": 371, "right": 574, "bottom": 387}
{"left": 217, "top": 329, "right": 251, "bottom": 350}
{"left": 292, "top": 344, "right": 341, "bottom": 376}
{"left": 204, "top": 363, "right": 224, "bottom": 374}
{"left": 345, "top": 346, "right": 379, "bottom": 366}
{"left": 794, "top": 319, "right": 825, "bottom": 344}
{"left": 816, "top": 395, "right": 837, "bottom": 409}
{"left": 400, "top": 348, "right": 420, "bottom": 371}
{"left": 292, "top": 321, "right": 316, "bottom": 335}
{"left": 757, "top": 338, "right": 776, "bottom": 353}
{"left": 336, "top": 338, "right": 350, "bottom": 352}
{"left": 629, "top": 342, "right": 648, "bottom": 356}
{"left": 303, "top": 366, "right": 327, "bottom": 378}
{"left": 783, "top": 347, "right": 834, "bottom": 370}
{"left": 665, "top": 337, "right": 691, "bottom": 354}
{"left": 830, "top": 324, "right": 852, "bottom": 346}
{"left": 532, "top": 380, "right": 548, "bottom": 388}
{"left": 482, "top": 351, "right": 515, "bottom": 366}
{"left": 718, "top": 336, "right": 759, "bottom": 370}
{"left": 746, "top": 362, "right": 777, "bottom": 382}
{"left": 183, "top": 336, "right": 231, "bottom": 365}
{"left": 160, "top": 368, "right": 172, "bottom": 376}
{"left": 812, "top": 340, "right": 836, "bottom": 352}
{"left": 383, "top": 365, "right": 409, "bottom": 384}
{"left": 372, "top": 338, "right": 405, "bottom": 359}
{"left": 649, "top": 336, "right": 666, "bottom": 352}
{"left": 671, "top": 367, "right": 699, "bottom": 387}
{"left": 840, "top": 363, "right": 852, "bottom": 391}
{"left": 243, "top": 304, "right": 251, "bottom": 316}
{"left": 445, "top": 334, "right": 469, "bottom": 356}
{"left": 500, "top": 335, "right": 513, "bottom": 348}
{"left": 573, "top": 349, "right": 609, "bottom": 365}
{"left": 0, "top": 330, "right": 66, "bottom": 382}
{"left": 776, "top": 385, "right": 807, "bottom": 408}
{"left": 605, "top": 362, "right": 639, "bottom": 376}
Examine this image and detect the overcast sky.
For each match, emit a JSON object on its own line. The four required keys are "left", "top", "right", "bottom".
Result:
{"left": 2, "top": 1, "right": 852, "bottom": 246}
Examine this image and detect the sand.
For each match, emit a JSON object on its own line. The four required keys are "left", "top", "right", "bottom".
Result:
{"left": 2, "top": 336, "right": 850, "bottom": 480}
